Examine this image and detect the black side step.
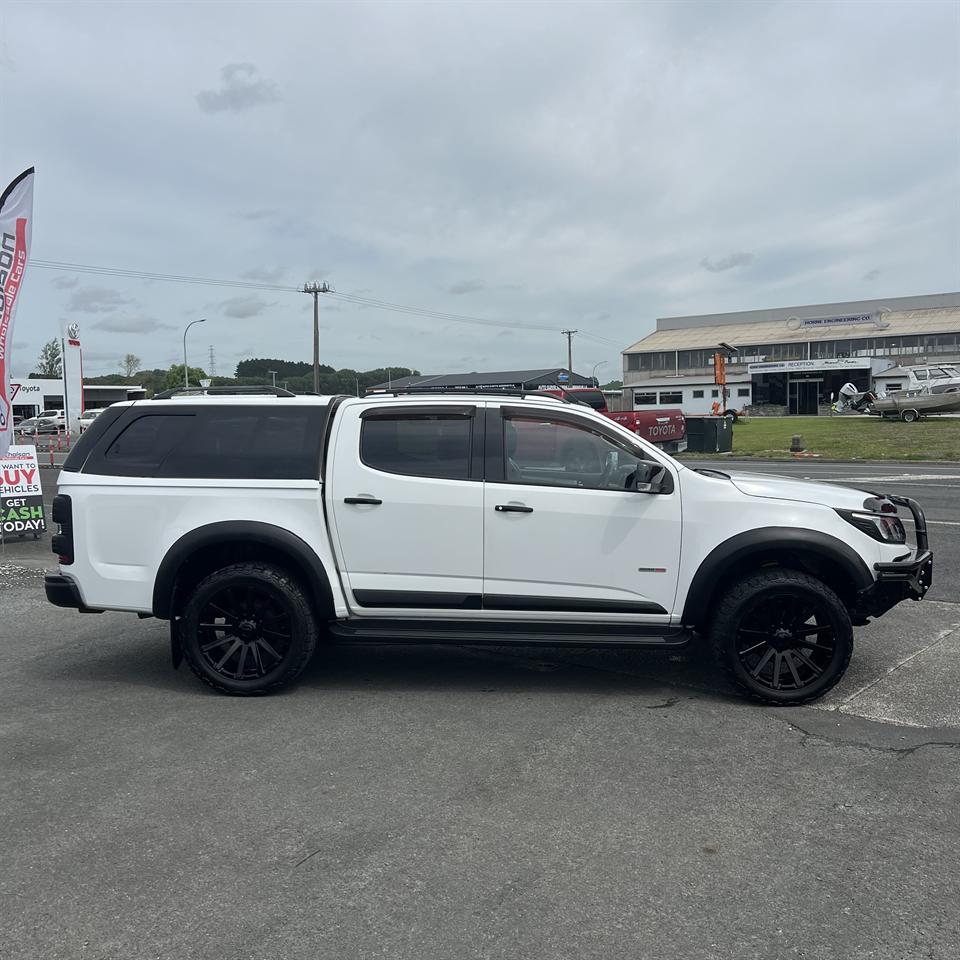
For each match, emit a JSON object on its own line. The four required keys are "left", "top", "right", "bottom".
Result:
{"left": 328, "top": 618, "right": 691, "bottom": 648}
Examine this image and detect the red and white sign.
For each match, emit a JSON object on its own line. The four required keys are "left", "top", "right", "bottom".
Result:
{"left": 0, "top": 168, "right": 34, "bottom": 458}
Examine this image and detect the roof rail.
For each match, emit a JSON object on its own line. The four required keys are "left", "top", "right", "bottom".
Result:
{"left": 152, "top": 385, "right": 298, "bottom": 400}
{"left": 373, "top": 386, "right": 577, "bottom": 403}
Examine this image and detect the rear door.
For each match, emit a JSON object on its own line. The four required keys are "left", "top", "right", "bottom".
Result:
{"left": 328, "top": 401, "right": 485, "bottom": 614}
{"left": 482, "top": 405, "right": 682, "bottom": 619}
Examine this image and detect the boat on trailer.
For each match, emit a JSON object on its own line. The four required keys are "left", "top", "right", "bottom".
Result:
{"left": 869, "top": 387, "right": 960, "bottom": 422}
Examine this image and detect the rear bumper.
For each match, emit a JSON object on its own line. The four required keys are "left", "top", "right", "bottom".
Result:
{"left": 44, "top": 574, "right": 103, "bottom": 613}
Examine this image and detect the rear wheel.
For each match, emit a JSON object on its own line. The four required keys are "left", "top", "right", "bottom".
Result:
{"left": 901, "top": 409, "right": 919, "bottom": 423}
{"left": 180, "top": 562, "right": 318, "bottom": 695}
{"left": 710, "top": 569, "right": 853, "bottom": 705}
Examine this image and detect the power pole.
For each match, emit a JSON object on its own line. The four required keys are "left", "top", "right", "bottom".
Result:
{"left": 303, "top": 281, "right": 331, "bottom": 393}
{"left": 561, "top": 329, "right": 578, "bottom": 377}
{"left": 208, "top": 345, "right": 217, "bottom": 378}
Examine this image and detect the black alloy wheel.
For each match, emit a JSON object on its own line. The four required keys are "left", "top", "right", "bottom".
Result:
{"left": 711, "top": 569, "right": 853, "bottom": 705}
{"left": 180, "top": 562, "right": 318, "bottom": 695}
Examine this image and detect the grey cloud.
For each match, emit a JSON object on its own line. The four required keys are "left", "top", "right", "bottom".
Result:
{"left": 700, "top": 253, "right": 755, "bottom": 273}
{"left": 447, "top": 279, "right": 486, "bottom": 295}
{"left": 196, "top": 63, "right": 280, "bottom": 114}
{"left": 241, "top": 266, "right": 285, "bottom": 282}
{"left": 236, "top": 208, "right": 279, "bottom": 221}
{"left": 91, "top": 315, "right": 175, "bottom": 333}
{"left": 863, "top": 268, "right": 882, "bottom": 282}
{"left": 219, "top": 295, "right": 274, "bottom": 318}
{"left": 67, "top": 286, "right": 134, "bottom": 313}
{"left": 52, "top": 276, "right": 80, "bottom": 290}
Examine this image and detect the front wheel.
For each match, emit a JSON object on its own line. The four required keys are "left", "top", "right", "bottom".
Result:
{"left": 710, "top": 569, "right": 853, "bottom": 705}
{"left": 180, "top": 562, "right": 318, "bottom": 695}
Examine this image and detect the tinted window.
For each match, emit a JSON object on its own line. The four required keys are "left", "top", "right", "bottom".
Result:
{"left": 361, "top": 415, "right": 471, "bottom": 480}
{"left": 570, "top": 389, "right": 607, "bottom": 410}
{"left": 103, "top": 415, "right": 194, "bottom": 474}
{"left": 504, "top": 416, "right": 647, "bottom": 491}
{"left": 86, "top": 406, "right": 328, "bottom": 479}
{"left": 737, "top": 388, "right": 750, "bottom": 397}
{"left": 634, "top": 392, "right": 656, "bottom": 405}
{"left": 158, "top": 409, "right": 325, "bottom": 479}
{"left": 692, "top": 390, "right": 704, "bottom": 398}
{"left": 659, "top": 392, "right": 683, "bottom": 404}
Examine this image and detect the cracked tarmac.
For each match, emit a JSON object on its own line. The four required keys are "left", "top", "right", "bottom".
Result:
{"left": 2, "top": 565, "right": 959, "bottom": 959}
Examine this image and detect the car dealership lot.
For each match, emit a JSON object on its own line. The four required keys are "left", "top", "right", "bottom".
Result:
{"left": 2, "top": 460, "right": 959, "bottom": 959}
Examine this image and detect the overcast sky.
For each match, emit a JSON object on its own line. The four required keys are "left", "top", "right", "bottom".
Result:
{"left": 2, "top": 0, "right": 958, "bottom": 380}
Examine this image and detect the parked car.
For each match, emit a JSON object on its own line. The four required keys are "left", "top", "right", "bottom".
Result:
{"left": 37, "top": 408, "right": 66, "bottom": 428}
{"left": 538, "top": 387, "right": 687, "bottom": 452}
{"left": 16, "top": 416, "right": 59, "bottom": 437}
{"left": 78, "top": 408, "right": 104, "bottom": 432}
{"left": 46, "top": 387, "right": 931, "bottom": 702}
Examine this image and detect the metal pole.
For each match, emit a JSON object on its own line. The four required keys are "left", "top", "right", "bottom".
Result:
{"left": 183, "top": 318, "right": 206, "bottom": 388}
{"left": 591, "top": 360, "right": 608, "bottom": 385}
{"left": 312, "top": 292, "right": 319, "bottom": 392}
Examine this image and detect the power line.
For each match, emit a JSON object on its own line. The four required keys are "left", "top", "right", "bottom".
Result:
{"left": 30, "top": 257, "right": 621, "bottom": 343}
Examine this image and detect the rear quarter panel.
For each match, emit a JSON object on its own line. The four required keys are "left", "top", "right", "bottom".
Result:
{"left": 55, "top": 472, "right": 348, "bottom": 616}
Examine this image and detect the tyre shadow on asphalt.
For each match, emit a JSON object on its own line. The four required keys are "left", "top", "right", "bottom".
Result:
{"left": 27, "top": 622, "right": 741, "bottom": 703}
{"left": 296, "top": 635, "right": 739, "bottom": 701}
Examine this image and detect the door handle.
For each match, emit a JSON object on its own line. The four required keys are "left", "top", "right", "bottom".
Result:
{"left": 344, "top": 496, "right": 383, "bottom": 505}
{"left": 495, "top": 504, "right": 533, "bottom": 513}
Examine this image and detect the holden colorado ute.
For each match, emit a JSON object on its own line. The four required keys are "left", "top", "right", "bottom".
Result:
{"left": 45, "top": 387, "right": 932, "bottom": 703}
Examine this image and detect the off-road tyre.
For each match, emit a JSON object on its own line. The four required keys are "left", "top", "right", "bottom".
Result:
{"left": 710, "top": 568, "right": 853, "bottom": 705}
{"left": 180, "top": 562, "right": 318, "bottom": 696}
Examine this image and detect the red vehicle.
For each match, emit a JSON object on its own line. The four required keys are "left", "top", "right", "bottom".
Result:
{"left": 538, "top": 388, "right": 687, "bottom": 451}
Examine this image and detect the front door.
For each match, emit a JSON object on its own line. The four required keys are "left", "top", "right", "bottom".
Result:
{"left": 329, "top": 401, "right": 484, "bottom": 613}
{"left": 482, "top": 406, "right": 682, "bottom": 620}
{"left": 789, "top": 379, "right": 820, "bottom": 415}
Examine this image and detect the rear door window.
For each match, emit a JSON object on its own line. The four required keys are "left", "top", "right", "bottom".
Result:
{"left": 361, "top": 414, "right": 472, "bottom": 480}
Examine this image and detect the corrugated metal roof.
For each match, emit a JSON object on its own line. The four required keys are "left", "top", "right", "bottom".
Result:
{"left": 624, "top": 306, "right": 960, "bottom": 353}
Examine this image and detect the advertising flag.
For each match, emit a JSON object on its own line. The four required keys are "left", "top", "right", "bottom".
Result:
{"left": 0, "top": 168, "right": 35, "bottom": 458}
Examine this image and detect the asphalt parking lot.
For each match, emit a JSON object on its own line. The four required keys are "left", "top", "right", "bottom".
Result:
{"left": 2, "top": 461, "right": 959, "bottom": 959}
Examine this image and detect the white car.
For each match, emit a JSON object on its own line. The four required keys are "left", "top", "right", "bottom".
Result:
{"left": 78, "top": 408, "right": 104, "bottom": 432}
{"left": 45, "top": 386, "right": 932, "bottom": 702}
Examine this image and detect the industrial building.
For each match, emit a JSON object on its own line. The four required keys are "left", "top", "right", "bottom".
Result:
{"left": 622, "top": 292, "right": 960, "bottom": 416}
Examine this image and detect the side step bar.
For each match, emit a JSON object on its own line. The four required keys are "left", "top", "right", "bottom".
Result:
{"left": 328, "top": 618, "right": 692, "bottom": 648}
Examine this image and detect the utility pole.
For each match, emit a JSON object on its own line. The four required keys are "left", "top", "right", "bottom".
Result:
{"left": 303, "top": 281, "right": 331, "bottom": 393}
{"left": 208, "top": 345, "right": 217, "bottom": 378}
{"left": 561, "top": 329, "right": 578, "bottom": 378}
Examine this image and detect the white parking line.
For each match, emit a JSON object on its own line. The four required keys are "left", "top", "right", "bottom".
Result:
{"left": 807, "top": 474, "right": 960, "bottom": 483}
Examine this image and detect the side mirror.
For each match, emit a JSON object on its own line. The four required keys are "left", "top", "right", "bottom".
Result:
{"left": 634, "top": 461, "right": 672, "bottom": 494}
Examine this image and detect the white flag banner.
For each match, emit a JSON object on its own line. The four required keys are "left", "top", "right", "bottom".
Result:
{"left": 0, "top": 168, "right": 35, "bottom": 458}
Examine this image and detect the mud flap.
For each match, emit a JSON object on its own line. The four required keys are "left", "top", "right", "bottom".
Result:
{"left": 170, "top": 618, "right": 183, "bottom": 670}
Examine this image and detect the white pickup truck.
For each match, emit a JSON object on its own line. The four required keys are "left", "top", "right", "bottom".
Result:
{"left": 45, "top": 387, "right": 932, "bottom": 703}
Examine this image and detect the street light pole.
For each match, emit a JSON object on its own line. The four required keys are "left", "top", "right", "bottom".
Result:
{"left": 183, "top": 318, "right": 206, "bottom": 388}
{"left": 267, "top": 369, "right": 277, "bottom": 388}
{"left": 591, "top": 360, "right": 608, "bottom": 386}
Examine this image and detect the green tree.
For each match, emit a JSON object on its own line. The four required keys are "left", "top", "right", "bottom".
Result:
{"left": 165, "top": 364, "right": 208, "bottom": 390}
{"left": 36, "top": 338, "right": 62, "bottom": 377}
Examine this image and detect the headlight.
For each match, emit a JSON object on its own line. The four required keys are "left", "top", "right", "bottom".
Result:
{"left": 836, "top": 497, "right": 906, "bottom": 543}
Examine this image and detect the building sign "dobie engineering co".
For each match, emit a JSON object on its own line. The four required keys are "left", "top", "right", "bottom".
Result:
{"left": 0, "top": 444, "right": 46, "bottom": 535}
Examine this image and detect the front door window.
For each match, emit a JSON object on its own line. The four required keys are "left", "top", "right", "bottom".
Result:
{"left": 504, "top": 416, "right": 649, "bottom": 490}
